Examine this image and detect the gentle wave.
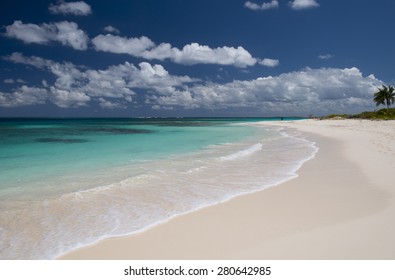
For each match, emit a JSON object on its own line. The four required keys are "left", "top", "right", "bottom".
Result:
{"left": 220, "top": 143, "right": 263, "bottom": 161}
{"left": 0, "top": 123, "right": 317, "bottom": 259}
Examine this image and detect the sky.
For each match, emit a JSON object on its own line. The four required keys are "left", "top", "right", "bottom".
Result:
{"left": 0, "top": 0, "right": 394, "bottom": 117}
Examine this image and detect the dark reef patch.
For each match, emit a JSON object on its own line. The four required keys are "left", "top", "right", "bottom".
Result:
{"left": 35, "top": 138, "right": 89, "bottom": 144}
{"left": 85, "top": 127, "right": 154, "bottom": 134}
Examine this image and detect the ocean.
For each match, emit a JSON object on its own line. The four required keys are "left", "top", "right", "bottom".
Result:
{"left": 0, "top": 118, "right": 317, "bottom": 259}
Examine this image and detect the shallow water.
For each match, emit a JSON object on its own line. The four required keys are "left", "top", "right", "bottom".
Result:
{"left": 0, "top": 118, "right": 316, "bottom": 259}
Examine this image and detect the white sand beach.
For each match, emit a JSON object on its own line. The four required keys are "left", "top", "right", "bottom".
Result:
{"left": 60, "top": 119, "right": 395, "bottom": 259}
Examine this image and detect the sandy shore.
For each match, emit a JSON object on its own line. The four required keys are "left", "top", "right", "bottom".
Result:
{"left": 60, "top": 119, "right": 395, "bottom": 259}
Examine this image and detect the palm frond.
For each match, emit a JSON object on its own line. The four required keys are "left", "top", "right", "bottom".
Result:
{"left": 373, "top": 85, "right": 395, "bottom": 109}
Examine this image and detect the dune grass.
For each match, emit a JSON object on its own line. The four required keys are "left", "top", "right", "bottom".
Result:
{"left": 323, "top": 108, "right": 395, "bottom": 120}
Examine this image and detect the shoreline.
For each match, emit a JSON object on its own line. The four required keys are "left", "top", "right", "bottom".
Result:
{"left": 60, "top": 119, "right": 395, "bottom": 259}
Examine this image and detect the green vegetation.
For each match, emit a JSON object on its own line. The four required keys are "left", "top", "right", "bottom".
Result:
{"left": 322, "top": 84, "right": 395, "bottom": 120}
{"left": 323, "top": 108, "right": 395, "bottom": 120}
{"left": 352, "top": 108, "right": 395, "bottom": 120}
{"left": 373, "top": 85, "right": 395, "bottom": 109}
{"left": 322, "top": 114, "right": 350, "bottom": 119}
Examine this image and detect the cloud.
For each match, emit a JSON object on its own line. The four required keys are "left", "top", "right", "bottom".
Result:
{"left": 244, "top": 1, "right": 279, "bottom": 11}
{"left": 259, "top": 58, "right": 280, "bottom": 67}
{"left": 49, "top": 1, "right": 92, "bottom": 16}
{"left": 6, "top": 20, "right": 257, "bottom": 68}
{"left": 3, "top": 78, "right": 26, "bottom": 84}
{"left": 4, "top": 52, "right": 55, "bottom": 69}
{"left": 2, "top": 53, "right": 382, "bottom": 115}
{"left": 103, "top": 25, "right": 120, "bottom": 34}
{"left": 4, "top": 20, "right": 89, "bottom": 50}
{"left": 244, "top": 0, "right": 318, "bottom": 11}
{"left": 98, "top": 98, "right": 126, "bottom": 109}
{"left": 171, "top": 43, "right": 257, "bottom": 68}
{"left": 92, "top": 35, "right": 258, "bottom": 68}
{"left": 2, "top": 53, "right": 194, "bottom": 108}
{"left": 126, "top": 62, "right": 195, "bottom": 89}
{"left": 289, "top": 0, "right": 319, "bottom": 10}
{"left": 92, "top": 34, "right": 155, "bottom": 56}
{"left": 4, "top": 79, "right": 15, "bottom": 84}
{"left": 53, "top": 21, "right": 89, "bottom": 50}
{"left": 0, "top": 86, "right": 48, "bottom": 107}
{"left": 50, "top": 87, "right": 90, "bottom": 107}
{"left": 148, "top": 67, "right": 382, "bottom": 115}
{"left": 318, "top": 54, "right": 333, "bottom": 60}
{"left": 4, "top": 20, "right": 55, "bottom": 44}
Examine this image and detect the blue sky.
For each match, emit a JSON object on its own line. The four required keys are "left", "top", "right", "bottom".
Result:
{"left": 1, "top": 0, "right": 394, "bottom": 117}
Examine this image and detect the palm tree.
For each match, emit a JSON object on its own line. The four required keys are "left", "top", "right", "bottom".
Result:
{"left": 374, "top": 85, "right": 395, "bottom": 109}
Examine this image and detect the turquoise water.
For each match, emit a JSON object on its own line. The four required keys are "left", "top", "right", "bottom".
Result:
{"left": 0, "top": 118, "right": 316, "bottom": 259}
{"left": 0, "top": 118, "right": 257, "bottom": 198}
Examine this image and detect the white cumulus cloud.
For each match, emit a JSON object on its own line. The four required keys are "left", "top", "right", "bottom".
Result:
{"left": 259, "top": 58, "right": 280, "bottom": 67}
{"left": 3, "top": 52, "right": 53, "bottom": 68}
{"left": 92, "top": 34, "right": 155, "bottom": 56}
{"left": 148, "top": 67, "right": 382, "bottom": 115}
{"left": 4, "top": 21, "right": 52, "bottom": 44}
{"left": 0, "top": 86, "right": 48, "bottom": 107}
{"left": 98, "top": 98, "right": 127, "bottom": 109}
{"left": 171, "top": 43, "right": 257, "bottom": 68}
{"left": 49, "top": 1, "right": 92, "bottom": 16}
{"left": 103, "top": 25, "right": 120, "bottom": 34}
{"left": 4, "top": 20, "right": 89, "bottom": 50}
{"left": 244, "top": 1, "right": 279, "bottom": 11}
{"left": 50, "top": 87, "right": 90, "bottom": 108}
{"left": 289, "top": 0, "right": 319, "bottom": 10}
{"left": 53, "top": 21, "right": 90, "bottom": 50}
{"left": 2, "top": 53, "right": 383, "bottom": 115}
{"left": 1, "top": 53, "right": 195, "bottom": 108}
{"left": 92, "top": 34, "right": 258, "bottom": 68}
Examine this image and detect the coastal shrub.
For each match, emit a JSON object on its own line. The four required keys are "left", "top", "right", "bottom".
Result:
{"left": 351, "top": 108, "right": 395, "bottom": 120}
{"left": 322, "top": 114, "right": 350, "bottom": 119}
{"left": 324, "top": 108, "right": 395, "bottom": 120}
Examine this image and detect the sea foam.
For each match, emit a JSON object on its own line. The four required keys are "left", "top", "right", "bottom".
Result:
{"left": 220, "top": 143, "right": 263, "bottom": 161}
{"left": 0, "top": 119, "right": 317, "bottom": 259}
